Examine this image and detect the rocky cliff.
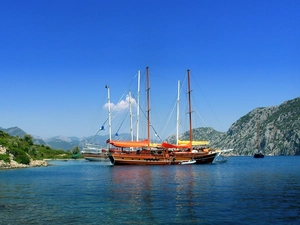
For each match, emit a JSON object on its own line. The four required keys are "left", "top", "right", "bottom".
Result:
{"left": 175, "top": 97, "right": 300, "bottom": 156}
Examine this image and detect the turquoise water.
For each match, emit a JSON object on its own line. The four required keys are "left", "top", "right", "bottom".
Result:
{"left": 1, "top": 157, "right": 300, "bottom": 224}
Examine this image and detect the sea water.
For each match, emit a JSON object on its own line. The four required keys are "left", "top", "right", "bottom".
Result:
{"left": 0, "top": 157, "right": 299, "bottom": 225}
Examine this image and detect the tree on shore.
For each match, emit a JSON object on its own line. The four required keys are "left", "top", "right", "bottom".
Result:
{"left": 72, "top": 146, "right": 80, "bottom": 155}
{"left": 24, "top": 134, "right": 33, "bottom": 145}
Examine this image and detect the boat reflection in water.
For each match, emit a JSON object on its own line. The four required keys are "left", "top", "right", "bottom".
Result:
{"left": 109, "top": 164, "right": 198, "bottom": 218}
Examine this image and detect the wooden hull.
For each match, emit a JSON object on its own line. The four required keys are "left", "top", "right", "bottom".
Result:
{"left": 173, "top": 152, "right": 217, "bottom": 164}
{"left": 108, "top": 151, "right": 217, "bottom": 165}
{"left": 108, "top": 153, "right": 170, "bottom": 165}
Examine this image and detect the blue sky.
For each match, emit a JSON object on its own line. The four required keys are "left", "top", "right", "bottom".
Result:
{"left": 1, "top": 0, "right": 299, "bottom": 139}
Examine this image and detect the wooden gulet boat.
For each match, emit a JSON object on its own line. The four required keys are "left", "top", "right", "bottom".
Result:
{"left": 108, "top": 68, "right": 219, "bottom": 165}
{"left": 108, "top": 67, "right": 172, "bottom": 165}
{"left": 161, "top": 69, "right": 218, "bottom": 164}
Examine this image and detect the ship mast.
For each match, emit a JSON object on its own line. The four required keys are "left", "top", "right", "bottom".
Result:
{"left": 187, "top": 69, "right": 193, "bottom": 151}
{"left": 136, "top": 70, "right": 140, "bottom": 141}
{"left": 129, "top": 90, "right": 133, "bottom": 141}
{"left": 146, "top": 67, "right": 150, "bottom": 149}
{"left": 256, "top": 123, "right": 260, "bottom": 151}
{"left": 176, "top": 80, "right": 180, "bottom": 145}
{"left": 106, "top": 85, "right": 112, "bottom": 141}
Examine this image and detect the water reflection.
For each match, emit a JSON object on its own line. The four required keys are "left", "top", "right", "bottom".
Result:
{"left": 108, "top": 165, "right": 214, "bottom": 223}
{"left": 1, "top": 157, "right": 300, "bottom": 224}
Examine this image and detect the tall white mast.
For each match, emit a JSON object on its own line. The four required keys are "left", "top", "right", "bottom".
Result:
{"left": 129, "top": 90, "right": 133, "bottom": 141}
{"left": 136, "top": 70, "right": 140, "bottom": 141}
{"left": 106, "top": 85, "right": 112, "bottom": 141}
{"left": 176, "top": 80, "right": 180, "bottom": 145}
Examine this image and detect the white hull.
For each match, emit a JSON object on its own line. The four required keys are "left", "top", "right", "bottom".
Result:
{"left": 84, "top": 156, "right": 110, "bottom": 162}
{"left": 81, "top": 144, "right": 109, "bottom": 161}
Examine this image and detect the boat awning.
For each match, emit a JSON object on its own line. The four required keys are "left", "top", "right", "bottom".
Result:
{"left": 161, "top": 142, "right": 191, "bottom": 149}
{"left": 108, "top": 139, "right": 149, "bottom": 148}
{"left": 178, "top": 140, "right": 209, "bottom": 146}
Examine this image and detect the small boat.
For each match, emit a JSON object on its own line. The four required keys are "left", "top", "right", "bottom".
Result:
{"left": 179, "top": 159, "right": 196, "bottom": 165}
{"left": 253, "top": 123, "right": 264, "bottom": 158}
{"left": 81, "top": 144, "right": 109, "bottom": 161}
{"left": 254, "top": 152, "right": 264, "bottom": 158}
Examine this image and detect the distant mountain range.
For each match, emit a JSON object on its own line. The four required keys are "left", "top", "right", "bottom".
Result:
{"left": 1, "top": 97, "right": 299, "bottom": 155}
{"left": 0, "top": 126, "right": 133, "bottom": 151}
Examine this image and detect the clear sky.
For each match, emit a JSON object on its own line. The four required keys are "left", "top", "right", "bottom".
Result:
{"left": 1, "top": 0, "right": 299, "bottom": 139}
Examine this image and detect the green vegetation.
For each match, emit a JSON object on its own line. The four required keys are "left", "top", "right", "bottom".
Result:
{"left": 0, "top": 153, "right": 10, "bottom": 163}
{"left": 0, "top": 131, "right": 81, "bottom": 165}
{"left": 72, "top": 146, "right": 80, "bottom": 154}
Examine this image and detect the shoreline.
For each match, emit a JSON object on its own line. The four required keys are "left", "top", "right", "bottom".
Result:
{"left": 0, "top": 144, "right": 83, "bottom": 170}
{"left": 0, "top": 159, "right": 49, "bottom": 170}
{"left": 0, "top": 158, "right": 85, "bottom": 170}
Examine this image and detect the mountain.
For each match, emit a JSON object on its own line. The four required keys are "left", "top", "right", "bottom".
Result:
{"left": 166, "top": 127, "right": 223, "bottom": 145}
{"left": 44, "top": 136, "right": 81, "bottom": 151}
{"left": 0, "top": 126, "right": 26, "bottom": 137}
{"left": 0, "top": 126, "right": 139, "bottom": 151}
{"left": 217, "top": 97, "right": 300, "bottom": 156}
{"left": 188, "top": 97, "right": 300, "bottom": 156}
{"left": 1, "top": 97, "right": 299, "bottom": 155}
{"left": 165, "top": 97, "right": 299, "bottom": 156}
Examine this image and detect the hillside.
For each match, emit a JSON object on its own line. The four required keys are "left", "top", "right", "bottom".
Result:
{"left": 0, "top": 126, "right": 26, "bottom": 137}
{"left": 216, "top": 97, "right": 300, "bottom": 156}
{"left": 0, "top": 131, "right": 75, "bottom": 169}
{"left": 191, "top": 97, "right": 299, "bottom": 156}
{"left": 1, "top": 97, "right": 299, "bottom": 156}
{"left": 166, "top": 127, "right": 223, "bottom": 145}
{"left": 0, "top": 127, "right": 135, "bottom": 151}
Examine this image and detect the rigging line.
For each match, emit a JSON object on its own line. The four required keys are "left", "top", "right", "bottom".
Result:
{"left": 114, "top": 110, "right": 129, "bottom": 138}
{"left": 190, "top": 73, "right": 224, "bottom": 131}
{"left": 194, "top": 109, "right": 208, "bottom": 127}
{"left": 151, "top": 125, "right": 163, "bottom": 142}
{"left": 159, "top": 80, "right": 184, "bottom": 138}
{"left": 109, "top": 72, "right": 139, "bottom": 116}
{"left": 87, "top": 117, "right": 109, "bottom": 144}
{"left": 160, "top": 98, "right": 177, "bottom": 137}
{"left": 137, "top": 102, "right": 162, "bottom": 140}
{"left": 86, "top": 89, "right": 108, "bottom": 139}
{"left": 87, "top": 73, "right": 139, "bottom": 144}
{"left": 161, "top": 74, "right": 188, "bottom": 139}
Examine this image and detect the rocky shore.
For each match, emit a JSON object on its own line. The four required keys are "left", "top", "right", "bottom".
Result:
{"left": 0, "top": 145, "right": 49, "bottom": 169}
